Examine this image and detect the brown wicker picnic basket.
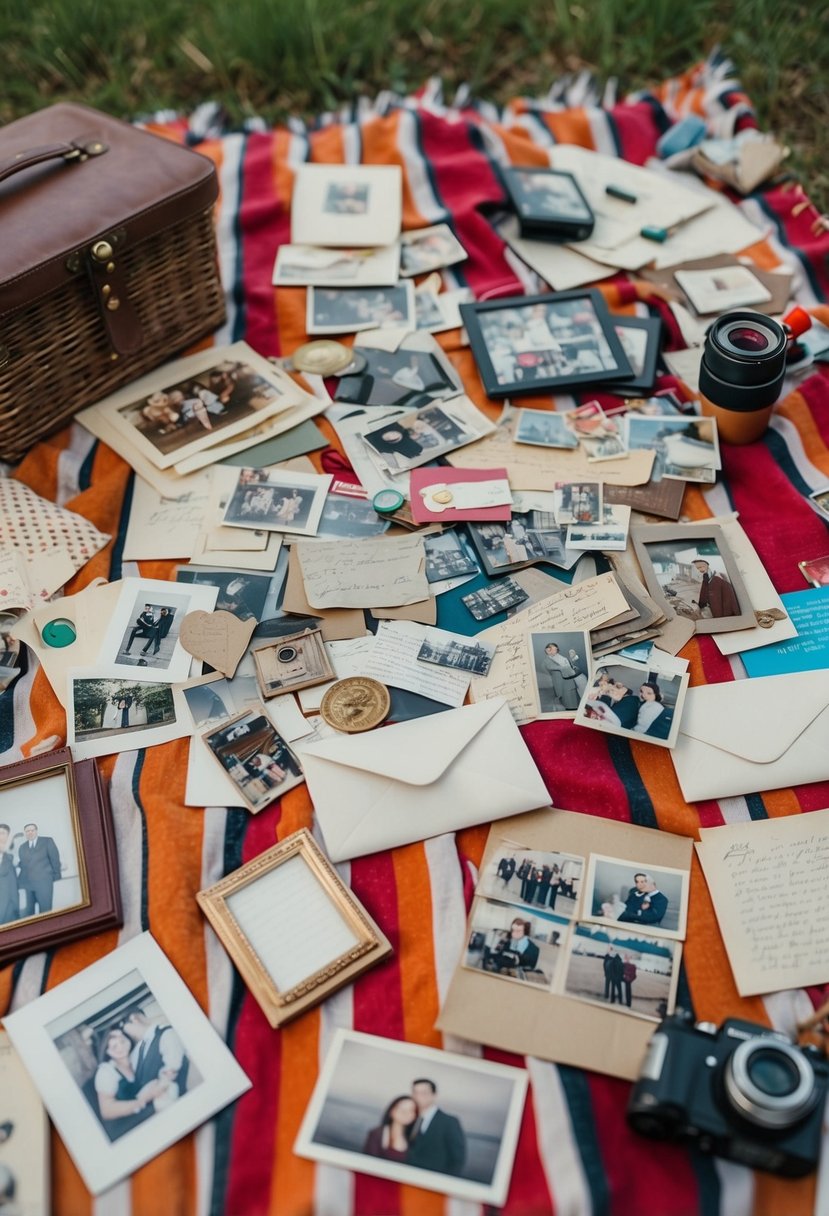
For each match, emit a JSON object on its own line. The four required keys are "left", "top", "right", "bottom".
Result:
{"left": 0, "top": 103, "right": 226, "bottom": 463}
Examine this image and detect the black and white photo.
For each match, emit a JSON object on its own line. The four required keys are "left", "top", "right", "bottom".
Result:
{"left": 361, "top": 396, "right": 491, "bottom": 473}
{"left": 478, "top": 845, "right": 584, "bottom": 918}
{"left": 295, "top": 1029, "right": 527, "bottom": 1205}
{"left": 462, "top": 578, "right": 529, "bottom": 621}
{"left": 417, "top": 627, "right": 496, "bottom": 677}
{"left": 98, "top": 577, "right": 218, "bottom": 683}
{"left": 2, "top": 933, "right": 250, "bottom": 1195}
{"left": 562, "top": 922, "right": 680, "bottom": 1021}
{"left": 528, "top": 629, "right": 590, "bottom": 718}
{"left": 464, "top": 898, "right": 569, "bottom": 990}
{"left": 335, "top": 345, "right": 459, "bottom": 408}
{"left": 566, "top": 504, "right": 631, "bottom": 552}
{"left": 423, "top": 530, "right": 479, "bottom": 585}
{"left": 461, "top": 290, "right": 631, "bottom": 399}
{"left": 221, "top": 468, "right": 331, "bottom": 537}
{"left": 468, "top": 511, "right": 571, "bottom": 575}
{"left": 175, "top": 567, "right": 273, "bottom": 621}
{"left": 575, "top": 657, "right": 689, "bottom": 749}
{"left": 583, "top": 854, "right": 689, "bottom": 941}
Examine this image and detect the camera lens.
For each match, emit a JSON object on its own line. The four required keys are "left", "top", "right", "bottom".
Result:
{"left": 277, "top": 646, "right": 298, "bottom": 662}
{"left": 699, "top": 310, "right": 788, "bottom": 413}
{"left": 724, "top": 1039, "right": 818, "bottom": 1129}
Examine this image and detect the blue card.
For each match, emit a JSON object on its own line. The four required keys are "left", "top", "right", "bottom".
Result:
{"left": 742, "top": 589, "right": 829, "bottom": 677}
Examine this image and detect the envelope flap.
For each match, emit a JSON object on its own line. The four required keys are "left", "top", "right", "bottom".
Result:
{"left": 300, "top": 697, "right": 506, "bottom": 785}
{"left": 680, "top": 672, "right": 828, "bottom": 763}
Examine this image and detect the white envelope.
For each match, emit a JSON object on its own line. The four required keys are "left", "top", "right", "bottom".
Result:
{"left": 299, "top": 698, "right": 550, "bottom": 861}
{"left": 671, "top": 671, "right": 829, "bottom": 802}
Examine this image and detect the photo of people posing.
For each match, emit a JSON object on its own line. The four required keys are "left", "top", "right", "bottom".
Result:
{"left": 468, "top": 511, "right": 572, "bottom": 575}
{"left": 335, "top": 346, "right": 458, "bottom": 408}
{"left": 361, "top": 400, "right": 482, "bottom": 473}
{"left": 175, "top": 569, "right": 272, "bottom": 621}
{"left": 296, "top": 1030, "right": 527, "bottom": 1205}
{"left": 625, "top": 416, "right": 721, "bottom": 483}
{"left": 554, "top": 481, "right": 602, "bottom": 525}
{"left": 221, "top": 469, "right": 329, "bottom": 536}
{"left": 477, "top": 845, "right": 584, "bottom": 919}
{"left": 49, "top": 977, "right": 201, "bottom": 1145}
{"left": 562, "top": 922, "right": 680, "bottom": 1021}
{"left": 111, "top": 591, "right": 191, "bottom": 671}
{"left": 117, "top": 360, "right": 285, "bottom": 459}
{"left": 584, "top": 855, "right": 689, "bottom": 940}
{"left": 464, "top": 898, "right": 569, "bottom": 990}
{"left": 0, "top": 770, "right": 83, "bottom": 928}
{"left": 528, "top": 630, "right": 590, "bottom": 718}
{"left": 203, "top": 711, "right": 304, "bottom": 812}
{"left": 308, "top": 284, "right": 415, "bottom": 334}
{"left": 71, "top": 678, "right": 176, "bottom": 743}
{"left": 575, "top": 660, "right": 688, "bottom": 749}
{"left": 400, "top": 224, "right": 468, "bottom": 276}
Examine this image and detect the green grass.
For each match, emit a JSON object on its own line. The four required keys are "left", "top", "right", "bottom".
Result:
{"left": 1, "top": 0, "right": 827, "bottom": 205}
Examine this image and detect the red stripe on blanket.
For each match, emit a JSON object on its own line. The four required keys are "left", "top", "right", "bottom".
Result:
{"left": 520, "top": 719, "right": 635, "bottom": 822}
{"left": 608, "top": 99, "right": 662, "bottom": 165}
{"left": 239, "top": 131, "right": 284, "bottom": 357}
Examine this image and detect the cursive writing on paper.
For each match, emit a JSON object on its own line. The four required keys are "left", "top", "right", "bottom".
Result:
{"left": 296, "top": 535, "right": 429, "bottom": 609}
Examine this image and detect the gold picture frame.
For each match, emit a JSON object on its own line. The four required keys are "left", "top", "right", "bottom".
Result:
{"left": 196, "top": 828, "right": 392, "bottom": 1027}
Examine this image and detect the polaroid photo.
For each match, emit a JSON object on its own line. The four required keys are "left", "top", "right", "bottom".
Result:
{"left": 477, "top": 845, "right": 584, "bottom": 919}
{"left": 307, "top": 283, "right": 416, "bottom": 335}
{"left": 67, "top": 671, "right": 189, "bottom": 761}
{"left": 583, "top": 854, "right": 689, "bottom": 942}
{"left": 175, "top": 567, "right": 273, "bottom": 621}
{"left": 294, "top": 1028, "right": 528, "bottom": 1206}
{"left": 626, "top": 415, "right": 720, "bottom": 484}
{"left": 527, "top": 630, "right": 590, "bottom": 719}
{"left": 181, "top": 673, "right": 270, "bottom": 809}
{"left": 272, "top": 242, "right": 401, "bottom": 287}
{"left": 415, "top": 288, "right": 472, "bottom": 334}
{"left": 799, "top": 554, "right": 829, "bottom": 588}
{"left": 400, "top": 224, "right": 468, "bottom": 276}
{"left": 503, "top": 167, "right": 594, "bottom": 238}
{"left": 202, "top": 709, "right": 304, "bottom": 813}
{"left": 361, "top": 395, "right": 493, "bottom": 474}
{"left": 423, "top": 530, "right": 479, "bottom": 586}
{"left": 197, "top": 829, "right": 391, "bottom": 1028}
{"left": 335, "top": 342, "right": 461, "bottom": 408}
{"left": 2, "top": 932, "right": 250, "bottom": 1195}
{"left": 674, "top": 265, "right": 773, "bottom": 315}
{"left": 566, "top": 503, "right": 631, "bottom": 552}
{"left": 0, "top": 1031, "right": 49, "bottom": 1216}
{"left": 514, "top": 409, "right": 579, "bottom": 450}
{"left": 809, "top": 487, "right": 829, "bottom": 521}
{"left": 220, "top": 468, "right": 331, "bottom": 536}
{"left": 602, "top": 316, "right": 662, "bottom": 396}
{"left": 99, "top": 342, "right": 303, "bottom": 470}
{"left": 97, "top": 577, "right": 218, "bottom": 682}
{"left": 291, "top": 164, "right": 402, "bottom": 247}
{"left": 463, "top": 897, "right": 570, "bottom": 991}
{"left": 631, "top": 523, "right": 755, "bottom": 634}
{"left": 554, "top": 482, "right": 603, "bottom": 526}
{"left": 462, "top": 578, "right": 529, "bottom": 621}
{"left": 468, "top": 512, "right": 574, "bottom": 576}
{"left": 461, "top": 290, "right": 631, "bottom": 400}
{"left": 252, "top": 628, "right": 333, "bottom": 698}
{"left": 561, "top": 921, "right": 681, "bottom": 1021}
{"left": 575, "top": 656, "right": 689, "bottom": 749}
{"left": 417, "top": 626, "right": 496, "bottom": 678}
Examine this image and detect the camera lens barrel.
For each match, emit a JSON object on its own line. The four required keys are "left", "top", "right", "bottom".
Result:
{"left": 699, "top": 311, "right": 788, "bottom": 413}
{"left": 724, "top": 1039, "right": 817, "bottom": 1130}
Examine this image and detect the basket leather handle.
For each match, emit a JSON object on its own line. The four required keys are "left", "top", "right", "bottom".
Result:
{"left": 0, "top": 139, "right": 108, "bottom": 186}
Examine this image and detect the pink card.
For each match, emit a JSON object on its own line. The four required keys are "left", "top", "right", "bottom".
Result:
{"left": 409, "top": 466, "right": 513, "bottom": 524}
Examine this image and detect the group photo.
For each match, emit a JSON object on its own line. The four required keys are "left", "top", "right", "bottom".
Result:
{"left": 0, "top": 770, "right": 83, "bottom": 928}
{"left": 464, "top": 898, "right": 570, "bottom": 990}
{"left": 48, "top": 977, "right": 200, "bottom": 1145}
{"left": 562, "top": 922, "right": 680, "bottom": 1021}
{"left": 478, "top": 846, "right": 583, "bottom": 918}
{"left": 296, "top": 1031, "right": 527, "bottom": 1205}
{"left": 71, "top": 677, "right": 176, "bottom": 744}
{"left": 222, "top": 469, "right": 320, "bottom": 533}
{"left": 578, "top": 662, "right": 686, "bottom": 744}
{"left": 584, "top": 855, "right": 688, "bottom": 939}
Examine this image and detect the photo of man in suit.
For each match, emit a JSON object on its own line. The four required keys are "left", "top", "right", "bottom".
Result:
{"left": 617, "top": 872, "right": 668, "bottom": 927}
{"left": 125, "top": 605, "right": 156, "bottom": 654}
{"left": 407, "top": 1078, "right": 466, "bottom": 1176}
{"left": 16, "top": 823, "right": 61, "bottom": 917}
{"left": 0, "top": 823, "right": 19, "bottom": 925}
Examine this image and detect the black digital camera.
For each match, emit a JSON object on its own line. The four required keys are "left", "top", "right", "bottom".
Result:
{"left": 627, "top": 1011, "right": 829, "bottom": 1177}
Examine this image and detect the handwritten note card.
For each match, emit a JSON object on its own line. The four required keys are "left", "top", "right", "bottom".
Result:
{"left": 469, "top": 572, "right": 629, "bottom": 723}
{"left": 361, "top": 620, "right": 470, "bottom": 706}
{"left": 696, "top": 809, "right": 829, "bottom": 996}
{"left": 296, "top": 535, "right": 429, "bottom": 609}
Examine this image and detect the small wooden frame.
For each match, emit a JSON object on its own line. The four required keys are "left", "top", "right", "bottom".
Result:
{"left": 252, "top": 627, "right": 334, "bottom": 699}
{"left": 631, "top": 522, "right": 755, "bottom": 635}
{"left": 197, "top": 829, "right": 392, "bottom": 1027}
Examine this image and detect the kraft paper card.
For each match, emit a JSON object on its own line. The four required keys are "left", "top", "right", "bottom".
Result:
{"left": 469, "top": 572, "right": 630, "bottom": 723}
{"left": 179, "top": 610, "right": 257, "bottom": 678}
{"left": 282, "top": 548, "right": 367, "bottom": 642}
{"left": 296, "top": 535, "right": 429, "bottom": 610}
{"left": 447, "top": 419, "right": 654, "bottom": 490}
{"left": 696, "top": 810, "right": 829, "bottom": 996}
{"left": 436, "top": 807, "right": 692, "bottom": 1081}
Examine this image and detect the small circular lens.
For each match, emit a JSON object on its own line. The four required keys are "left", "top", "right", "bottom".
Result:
{"left": 746, "top": 1048, "right": 801, "bottom": 1097}
{"left": 727, "top": 326, "right": 771, "bottom": 353}
{"left": 278, "top": 646, "right": 297, "bottom": 662}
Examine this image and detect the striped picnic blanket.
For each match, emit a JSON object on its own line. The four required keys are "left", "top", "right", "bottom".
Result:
{"left": 4, "top": 50, "right": 829, "bottom": 1216}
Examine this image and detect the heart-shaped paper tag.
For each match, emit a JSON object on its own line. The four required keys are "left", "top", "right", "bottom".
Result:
{"left": 179, "top": 610, "right": 256, "bottom": 679}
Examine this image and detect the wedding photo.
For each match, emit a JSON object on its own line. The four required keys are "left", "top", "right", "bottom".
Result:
{"left": 0, "top": 769, "right": 84, "bottom": 930}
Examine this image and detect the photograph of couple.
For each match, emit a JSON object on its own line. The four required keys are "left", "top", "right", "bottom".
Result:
{"left": 71, "top": 678, "right": 176, "bottom": 743}
{"left": 50, "top": 977, "right": 200, "bottom": 1144}
{"left": 113, "top": 591, "right": 191, "bottom": 671}
{"left": 299, "top": 1031, "right": 527, "bottom": 1204}
{"left": 585, "top": 855, "right": 688, "bottom": 940}
{"left": 0, "top": 771, "right": 82, "bottom": 929}
{"left": 579, "top": 663, "right": 685, "bottom": 745}
{"left": 563, "top": 922, "right": 680, "bottom": 1022}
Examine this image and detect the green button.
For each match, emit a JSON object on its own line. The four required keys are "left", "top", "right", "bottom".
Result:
{"left": 41, "top": 619, "right": 77, "bottom": 648}
{"left": 372, "top": 489, "right": 405, "bottom": 515}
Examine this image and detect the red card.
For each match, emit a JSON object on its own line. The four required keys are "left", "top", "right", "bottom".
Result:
{"left": 409, "top": 466, "right": 513, "bottom": 524}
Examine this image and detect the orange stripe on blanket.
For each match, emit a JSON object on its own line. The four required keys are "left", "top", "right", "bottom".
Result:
{"left": 754, "top": 1173, "right": 816, "bottom": 1216}
{"left": 309, "top": 125, "right": 346, "bottom": 164}
{"left": 131, "top": 1140, "right": 197, "bottom": 1216}
{"left": 270, "top": 1007, "right": 319, "bottom": 1216}
{"left": 274, "top": 782, "right": 315, "bottom": 842}
{"left": 391, "top": 842, "right": 440, "bottom": 1045}
{"left": 499, "top": 127, "right": 549, "bottom": 168}
{"left": 777, "top": 389, "right": 829, "bottom": 474}
{"left": 21, "top": 667, "right": 66, "bottom": 758}
{"left": 546, "top": 108, "right": 596, "bottom": 149}
{"left": 52, "top": 1136, "right": 92, "bottom": 1216}
{"left": 630, "top": 741, "right": 703, "bottom": 840}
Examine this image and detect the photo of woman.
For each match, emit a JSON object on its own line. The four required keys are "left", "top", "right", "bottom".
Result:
{"left": 575, "top": 659, "right": 689, "bottom": 750}
{"left": 362, "top": 1094, "right": 418, "bottom": 1161}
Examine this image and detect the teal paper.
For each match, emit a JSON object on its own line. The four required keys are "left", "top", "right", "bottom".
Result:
{"left": 741, "top": 589, "right": 829, "bottom": 677}
{"left": 220, "top": 419, "right": 327, "bottom": 467}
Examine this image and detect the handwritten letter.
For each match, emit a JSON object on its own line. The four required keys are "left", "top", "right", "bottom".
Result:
{"left": 296, "top": 535, "right": 429, "bottom": 609}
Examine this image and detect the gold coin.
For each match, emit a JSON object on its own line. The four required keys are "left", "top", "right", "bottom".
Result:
{"left": 431, "top": 489, "right": 454, "bottom": 504}
{"left": 291, "top": 340, "right": 354, "bottom": 375}
{"left": 320, "top": 677, "right": 391, "bottom": 734}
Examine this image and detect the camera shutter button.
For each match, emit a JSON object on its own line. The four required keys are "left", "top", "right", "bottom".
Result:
{"left": 696, "top": 1021, "right": 718, "bottom": 1035}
